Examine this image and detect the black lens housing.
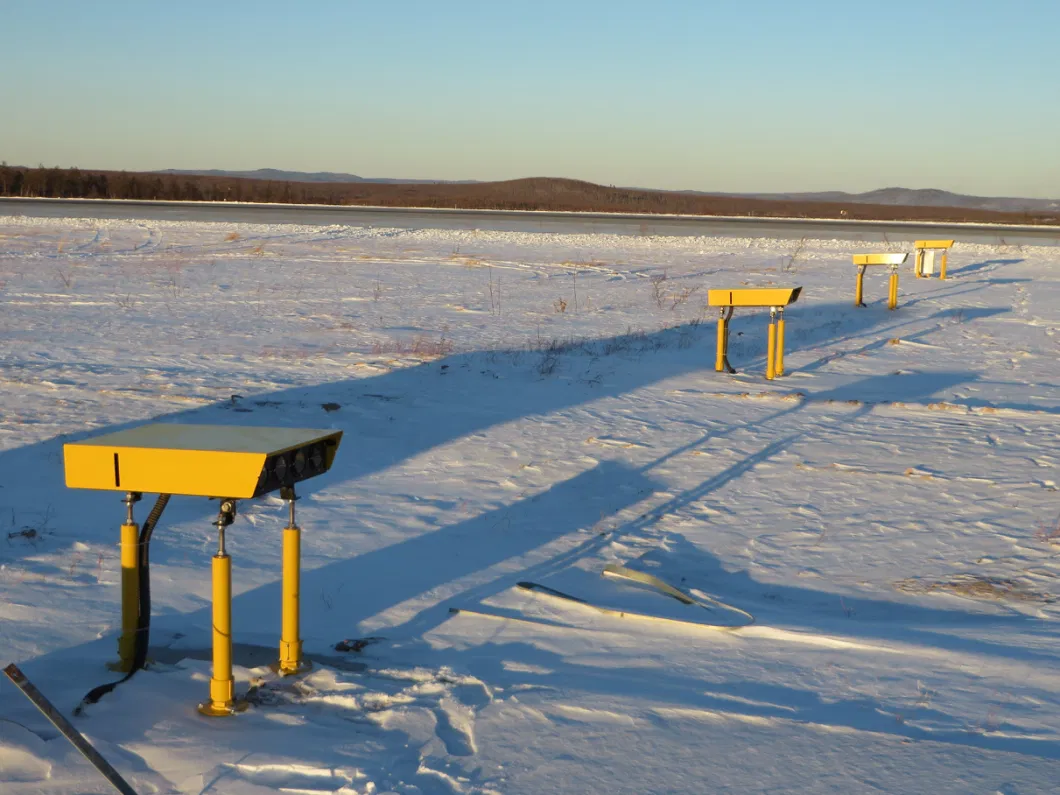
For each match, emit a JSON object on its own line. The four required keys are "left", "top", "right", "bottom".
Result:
{"left": 253, "top": 439, "right": 338, "bottom": 497}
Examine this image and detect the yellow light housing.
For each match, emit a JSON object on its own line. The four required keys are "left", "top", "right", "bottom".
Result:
{"left": 64, "top": 424, "right": 342, "bottom": 498}
{"left": 707, "top": 287, "right": 802, "bottom": 308}
{"left": 913, "top": 239, "right": 955, "bottom": 280}
{"left": 852, "top": 253, "right": 909, "bottom": 266}
{"left": 709, "top": 285, "right": 802, "bottom": 379}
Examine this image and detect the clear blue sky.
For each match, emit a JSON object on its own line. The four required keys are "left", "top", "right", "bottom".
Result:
{"left": 2, "top": 0, "right": 1058, "bottom": 196}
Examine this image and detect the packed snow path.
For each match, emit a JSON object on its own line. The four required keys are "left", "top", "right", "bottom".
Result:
{"left": 1, "top": 217, "right": 1059, "bottom": 793}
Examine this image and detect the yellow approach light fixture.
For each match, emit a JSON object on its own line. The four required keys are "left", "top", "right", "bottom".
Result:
{"left": 707, "top": 287, "right": 802, "bottom": 380}
{"left": 63, "top": 424, "right": 343, "bottom": 717}
{"left": 914, "top": 240, "right": 954, "bottom": 280}
{"left": 852, "top": 253, "right": 909, "bottom": 310}
{"left": 64, "top": 424, "right": 341, "bottom": 498}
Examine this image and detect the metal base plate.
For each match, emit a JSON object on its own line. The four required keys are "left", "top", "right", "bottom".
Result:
{"left": 269, "top": 658, "right": 313, "bottom": 677}
{"left": 197, "top": 698, "right": 249, "bottom": 718}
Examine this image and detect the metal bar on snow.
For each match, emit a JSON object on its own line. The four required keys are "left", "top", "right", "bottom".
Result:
{"left": 2, "top": 663, "right": 139, "bottom": 795}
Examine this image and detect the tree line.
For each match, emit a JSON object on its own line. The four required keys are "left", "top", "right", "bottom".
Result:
{"left": 0, "top": 164, "right": 345, "bottom": 204}
{"left": 1, "top": 164, "right": 1057, "bottom": 226}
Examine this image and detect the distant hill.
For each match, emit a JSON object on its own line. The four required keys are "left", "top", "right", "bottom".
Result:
{"left": 697, "top": 187, "right": 1060, "bottom": 214}
{"left": 6, "top": 165, "right": 1059, "bottom": 226}
{"left": 157, "top": 168, "right": 478, "bottom": 185}
{"left": 160, "top": 171, "right": 1058, "bottom": 213}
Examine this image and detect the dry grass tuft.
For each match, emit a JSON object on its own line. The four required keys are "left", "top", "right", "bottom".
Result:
{"left": 1034, "top": 513, "right": 1060, "bottom": 544}
{"left": 450, "top": 254, "right": 487, "bottom": 268}
{"left": 895, "top": 574, "right": 1054, "bottom": 603}
{"left": 561, "top": 259, "right": 607, "bottom": 269}
{"left": 370, "top": 335, "right": 454, "bottom": 359}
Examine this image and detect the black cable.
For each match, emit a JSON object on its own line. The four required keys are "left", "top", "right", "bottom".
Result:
{"left": 75, "top": 494, "right": 170, "bottom": 715}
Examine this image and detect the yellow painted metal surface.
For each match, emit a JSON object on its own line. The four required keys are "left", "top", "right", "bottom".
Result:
{"left": 714, "top": 302, "right": 791, "bottom": 379}
{"left": 766, "top": 319, "right": 777, "bottom": 381}
{"left": 278, "top": 525, "right": 305, "bottom": 675}
{"left": 68, "top": 423, "right": 330, "bottom": 453}
{"left": 707, "top": 287, "right": 802, "bottom": 307}
{"left": 715, "top": 315, "right": 726, "bottom": 372}
{"left": 852, "top": 253, "right": 909, "bottom": 266}
{"left": 210, "top": 554, "right": 233, "bottom": 705}
{"left": 888, "top": 271, "right": 899, "bottom": 310}
{"left": 64, "top": 424, "right": 342, "bottom": 498}
{"left": 198, "top": 553, "right": 246, "bottom": 716}
{"left": 775, "top": 316, "right": 786, "bottom": 377}
{"left": 116, "top": 522, "right": 139, "bottom": 672}
{"left": 915, "top": 243, "right": 951, "bottom": 279}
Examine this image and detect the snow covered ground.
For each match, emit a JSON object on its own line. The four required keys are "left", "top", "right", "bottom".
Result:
{"left": 1, "top": 216, "right": 1059, "bottom": 793}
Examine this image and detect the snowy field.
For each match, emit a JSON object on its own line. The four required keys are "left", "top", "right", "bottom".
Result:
{"left": 1, "top": 216, "right": 1060, "bottom": 793}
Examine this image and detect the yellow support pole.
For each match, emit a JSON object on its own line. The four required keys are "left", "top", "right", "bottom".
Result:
{"left": 715, "top": 310, "right": 727, "bottom": 372}
{"left": 775, "top": 311, "right": 786, "bottom": 377}
{"left": 112, "top": 521, "right": 139, "bottom": 672}
{"left": 914, "top": 250, "right": 923, "bottom": 278}
{"left": 939, "top": 251, "right": 947, "bottom": 280}
{"left": 109, "top": 492, "right": 141, "bottom": 673}
{"left": 199, "top": 503, "right": 246, "bottom": 717}
{"left": 276, "top": 490, "right": 310, "bottom": 675}
{"left": 888, "top": 267, "right": 898, "bottom": 310}
{"left": 766, "top": 311, "right": 777, "bottom": 380}
{"left": 278, "top": 525, "right": 303, "bottom": 672}
{"left": 207, "top": 553, "right": 235, "bottom": 709}
{"left": 715, "top": 306, "right": 734, "bottom": 373}
{"left": 854, "top": 265, "right": 865, "bottom": 307}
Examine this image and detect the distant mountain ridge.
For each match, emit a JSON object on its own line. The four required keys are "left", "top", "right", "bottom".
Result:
{"left": 7, "top": 165, "right": 1058, "bottom": 224}
{"left": 157, "top": 168, "right": 478, "bottom": 185}
{"left": 155, "top": 169, "right": 1057, "bottom": 213}
{"left": 699, "top": 187, "right": 1060, "bottom": 214}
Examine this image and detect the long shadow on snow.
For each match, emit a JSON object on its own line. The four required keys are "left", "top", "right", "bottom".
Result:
{"left": 687, "top": 296, "right": 1005, "bottom": 381}
{"left": 308, "top": 368, "right": 1058, "bottom": 761}
{"left": 415, "top": 636, "right": 1060, "bottom": 761}
{"left": 388, "top": 368, "right": 1060, "bottom": 760}
{"left": 376, "top": 368, "right": 1054, "bottom": 666}
{"left": 386, "top": 367, "right": 1060, "bottom": 663}
{"left": 0, "top": 330, "right": 1000, "bottom": 653}
{"left": 949, "top": 258, "right": 1024, "bottom": 277}
{"left": 0, "top": 323, "right": 701, "bottom": 569}
{"left": 721, "top": 250, "right": 1019, "bottom": 376}
{"left": 0, "top": 250, "right": 1052, "bottom": 776}
{"left": 171, "top": 459, "right": 661, "bottom": 650}
{"left": 13, "top": 366, "right": 1059, "bottom": 766}
{"left": 1, "top": 305, "right": 1027, "bottom": 717}
{"left": 0, "top": 296, "right": 941, "bottom": 570}
{"left": 0, "top": 458, "right": 661, "bottom": 749}
{"left": 796, "top": 307, "right": 1008, "bottom": 377}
